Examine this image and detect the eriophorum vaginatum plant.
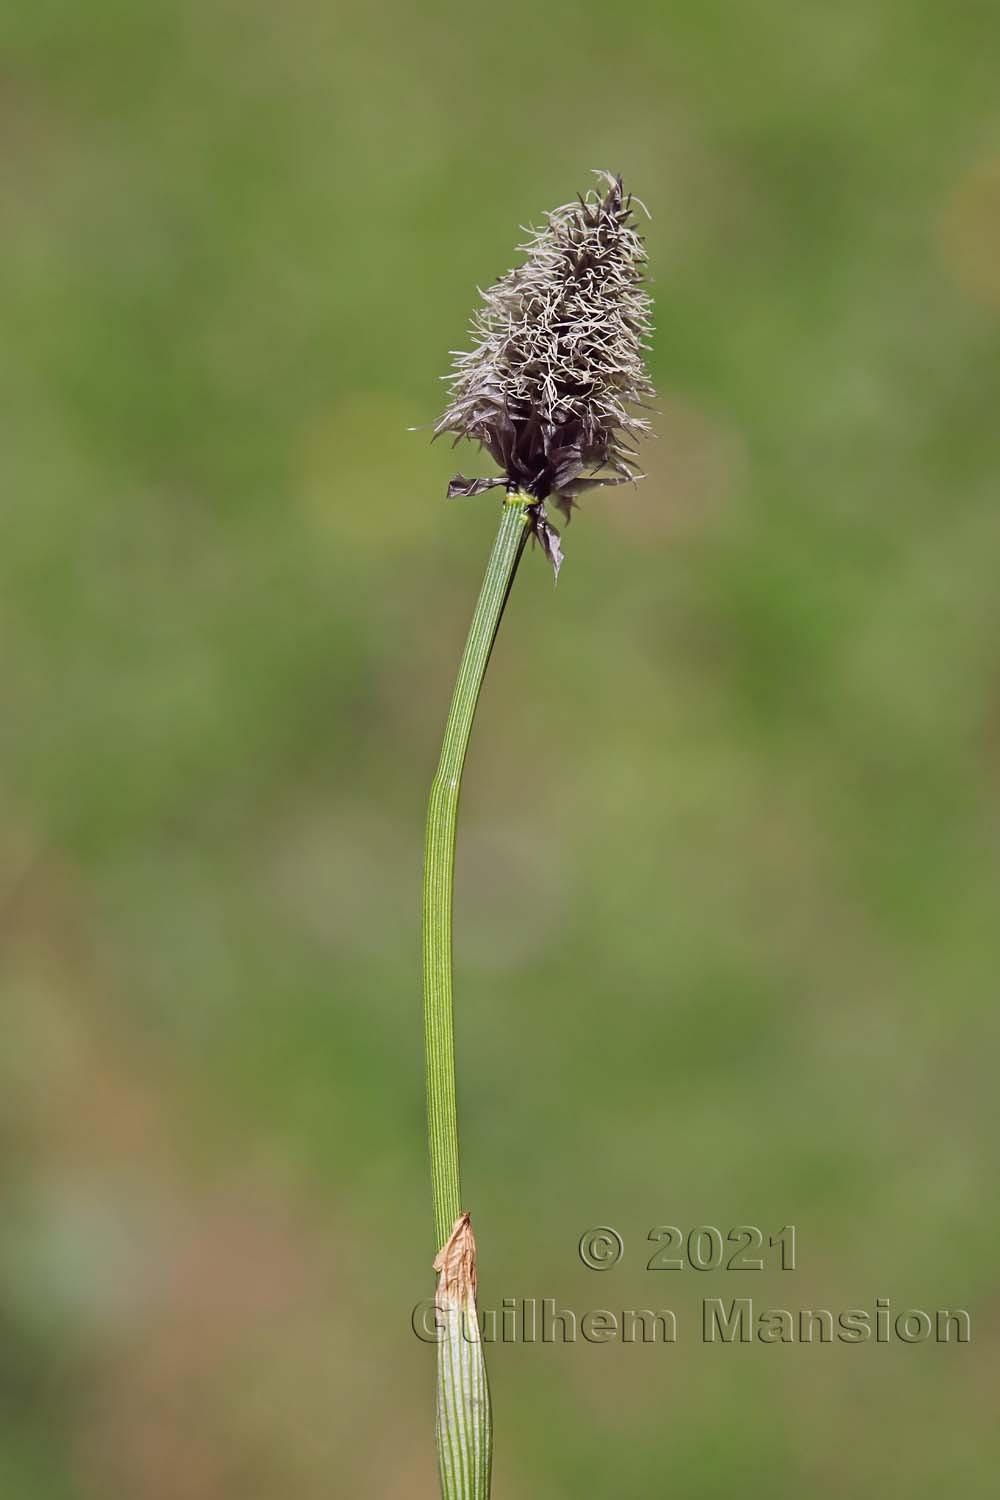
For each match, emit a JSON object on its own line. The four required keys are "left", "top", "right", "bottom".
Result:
{"left": 421, "top": 172, "right": 653, "bottom": 1500}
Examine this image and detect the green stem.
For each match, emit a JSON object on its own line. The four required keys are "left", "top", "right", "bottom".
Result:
{"left": 423, "top": 496, "right": 529, "bottom": 1498}
{"left": 422, "top": 494, "right": 529, "bottom": 1250}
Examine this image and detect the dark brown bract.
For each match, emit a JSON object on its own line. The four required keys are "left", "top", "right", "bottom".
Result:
{"left": 435, "top": 172, "right": 654, "bottom": 575}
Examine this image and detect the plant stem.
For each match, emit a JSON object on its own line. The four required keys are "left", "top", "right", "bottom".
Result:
{"left": 422, "top": 493, "right": 529, "bottom": 1248}
{"left": 422, "top": 494, "right": 529, "bottom": 1500}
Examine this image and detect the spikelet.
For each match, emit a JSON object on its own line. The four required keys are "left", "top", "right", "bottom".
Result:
{"left": 435, "top": 172, "right": 654, "bottom": 574}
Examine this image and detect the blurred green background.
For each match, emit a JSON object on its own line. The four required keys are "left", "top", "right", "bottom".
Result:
{"left": 2, "top": 1, "right": 999, "bottom": 1495}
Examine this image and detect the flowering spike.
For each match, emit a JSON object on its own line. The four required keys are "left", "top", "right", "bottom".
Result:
{"left": 434, "top": 172, "right": 655, "bottom": 574}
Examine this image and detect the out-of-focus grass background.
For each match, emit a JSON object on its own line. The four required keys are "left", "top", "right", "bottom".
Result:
{"left": 2, "top": 1, "right": 999, "bottom": 1495}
